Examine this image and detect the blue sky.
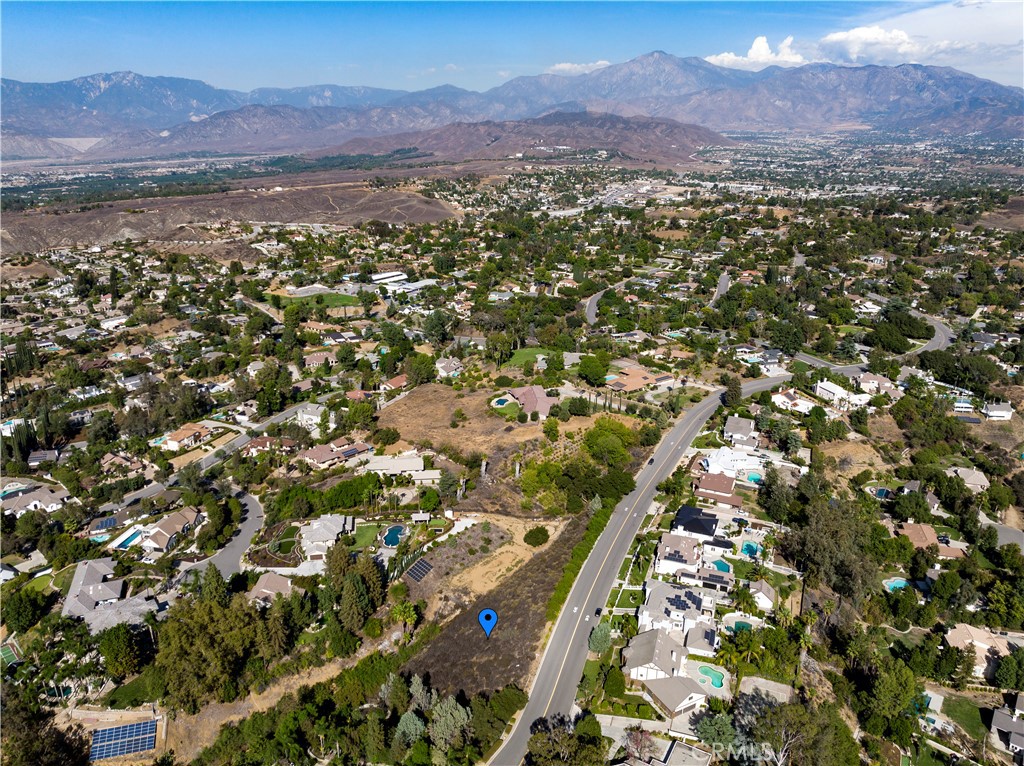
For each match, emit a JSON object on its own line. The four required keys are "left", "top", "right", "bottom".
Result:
{"left": 2, "top": 1, "right": 1021, "bottom": 90}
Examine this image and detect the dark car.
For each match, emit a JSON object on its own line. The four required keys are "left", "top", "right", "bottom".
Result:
{"left": 648, "top": 458, "right": 655, "bottom": 465}
{"left": 595, "top": 608, "right": 602, "bottom": 616}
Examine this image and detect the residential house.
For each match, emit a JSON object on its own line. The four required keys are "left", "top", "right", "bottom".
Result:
{"left": 990, "top": 693, "right": 1024, "bottom": 755}
{"left": 1, "top": 485, "right": 70, "bottom": 517}
{"left": 303, "top": 351, "right": 334, "bottom": 370}
{"left": 242, "top": 436, "right": 297, "bottom": 458}
{"left": 854, "top": 372, "right": 903, "bottom": 400}
{"left": 248, "top": 572, "right": 305, "bottom": 608}
{"left": 982, "top": 402, "right": 1014, "bottom": 421}
{"left": 62, "top": 557, "right": 156, "bottom": 634}
{"left": 299, "top": 515, "right": 356, "bottom": 560}
{"left": 655, "top": 534, "right": 702, "bottom": 578}
{"left": 623, "top": 628, "right": 687, "bottom": 681}
{"left": 748, "top": 580, "right": 777, "bottom": 611}
{"left": 141, "top": 508, "right": 201, "bottom": 554}
{"left": 670, "top": 506, "right": 719, "bottom": 543}
{"left": 944, "top": 466, "right": 991, "bottom": 495}
{"left": 723, "top": 416, "right": 758, "bottom": 450}
{"left": 507, "top": 385, "right": 559, "bottom": 420}
{"left": 294, "top": 402, "right": 336, "bottom": 437}
{"left": 693, "top": 473, "right": 743, "bottom": 511}
{"left": 813, "top": 380, "right": 869, "bottom": 410}
{"left": 637, "top": 581, "right": 719, "bottom": 657}
{"left": 380, "top": 374, "right": 408, "bottom": 392}
{"left": 944, "top": 623, "right": 1019, "bottom": 679}
{"left": 435, "top": 358, "right": 463, "bottom": 378}
{"left": 161, "top": 423, "right": 212, "bottom": 452}
{"left": 771, "top": 388, "right": 816, "bottom": 415}
{"left": 897, "top": 522, "right": 964, "bottom": 560}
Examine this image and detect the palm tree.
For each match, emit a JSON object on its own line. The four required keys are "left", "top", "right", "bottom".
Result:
{"left": 391, "top": 601, "right": 417, "bottom": 638}
{"left": 773, "top": 604, "right": 793, "bottom": 630}
{"left": 821, "top": 599, "right": 837, "bottom": 630}
{"left": 716, "top": 641, "right": 741, "bottom": 674}
{"left": 736, "top": 629, "right": 763, "bottom": 665}
{"left": 731, "top": 584, "right": 758, "bottom": 616}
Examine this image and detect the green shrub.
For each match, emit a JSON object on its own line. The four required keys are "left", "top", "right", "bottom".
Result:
{"left": 363, "top": 618, "right": 383, "bottom": 639}
{"left": 523, "top": 526, "right": 550, "bottom": 547}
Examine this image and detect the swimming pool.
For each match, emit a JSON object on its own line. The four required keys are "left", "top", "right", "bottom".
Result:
{"left": 151, "top": 435, "right": 167, "bottom": 445}
{"left": 710, "top": 559, "right": 731, "bottom": 573}
{"left": 699, "top": 666, "right": 725, "bottom": 688}
{"left": 604, "top": 375, "right": 617, "bottom": 382}
{"left": 116, "top": 530, "right": 143, "bottom": 550}
{"left": 747, "top": 472, "right": 762, "bottom": 483}
{"left": 875, "top": 488, "right": 892, "bottom": 500}
{"left": 492, "top": 398, "right": 509, "bottom": 407}
{"left": 90, "top": 535, "right": 111, "bottom": 543}
{"left": 733, "top": 621, "right": 752, "bottom": 632}
{"left": 382, "top": 525, "right": 406, "bottom": 548}
{"left": 741, "top": 542, "right": 762, "bottom": 557}
{"left": 885, "top": 577, "right": 910, "bottom": 592}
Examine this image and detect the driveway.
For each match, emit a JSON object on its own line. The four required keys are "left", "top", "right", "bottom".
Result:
{"left": 182, "top": 492, "right": 264, "bottom": 578}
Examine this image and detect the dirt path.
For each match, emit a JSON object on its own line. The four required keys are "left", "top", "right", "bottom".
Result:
{"left": 162, "top": 638, "right": 381, "bottom": 762}
{"left": 1004, "top": 504, "right": 1023, "bottom": 531}
{"left": 446, "top": 514, "right": 568, "bottom": 600}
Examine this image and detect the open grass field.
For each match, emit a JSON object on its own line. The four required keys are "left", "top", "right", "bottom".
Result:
{"left": 278, "top": 293, "right": 359, "bottom": 308}
{"left": 23, "top": 575, "right": 52, "bottom": 593}
{"left": 942, "top": 694, "right": 987, "bottom": 740}
{"left": 505, "top": 347, "right": 554, "bottom": 369}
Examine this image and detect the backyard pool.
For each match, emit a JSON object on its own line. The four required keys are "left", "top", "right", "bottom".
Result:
{"left": 699, "top": 666, "right": 725, "bottom": 689}
{"left": 884, "top": 577, "right": 910, "bottom": 592}
{"left": 90, "top": 534, "right": 111, "bottom": 543}
{"left": 747, "top": 472, "right": 762, "bottom": 483}
{"left": 733, "top": 621, "right": 752, "bottom": 632}
{"left": 875, "top": 487, "right": 892, "bottom": 500}
{"left": 492, "top": 398, "right": 509, "bottom": 407}
{"left": 116, "top": 530, "right": 143, "bottom": 550}
{"left": 382, "top": 525, "right": 407, "bottom": 548}
{"left": 741, "top": 542, "right": 762, "bottom": 558}
{"left": 710, "top": 559, "right": 731, "bottom": 573}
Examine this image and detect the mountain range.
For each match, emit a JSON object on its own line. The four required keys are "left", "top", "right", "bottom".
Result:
{"left": 3, "top": 51, "right": 1021, "bottom": 161}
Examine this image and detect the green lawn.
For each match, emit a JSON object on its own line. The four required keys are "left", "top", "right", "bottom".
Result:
{"left": 618, "top": 557, "right": 632, "bottom": 580}
{"left": 494, "top": 401, "right": 521, "bottom": 419}
{"left": 616, "top": 589, "right": 644, "bottom": 608}
{"left": 790, "top": 360, "right": 812, "bottom": 374}
{"left": 505, "top": 347, "right": 554, "bottom": 369}
{"left": 912, "top": 742, "right": 946, "bottom": 766}
{"left": 353, "top": 524, "right": 383, "bottom": 549}
{"left": 277, "top": 524, "right": 299, "bottom": 554}
{"left": 607, "top": 587, "right": 622, "bottom": 608}
{"left": 942, "top": 695, "right": 987, "bottom": 740}
{"left": 278, "top": 293, "right": 359, "bottom": 308}
{"left": 104, "top": 665, "right": 165, "bottom": 709}
{"left": 23, "top": 575, "right": 52, "bottom": 593}
{"left": 933, "top": 525, "right": 963, "bottom": 542}
{"left": 51, "top": 567, "right": 75, "bottom": 595}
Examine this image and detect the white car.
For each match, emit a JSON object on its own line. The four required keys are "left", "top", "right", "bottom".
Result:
{"left": 573, "top": 606, "right": 578, "bottom": 613}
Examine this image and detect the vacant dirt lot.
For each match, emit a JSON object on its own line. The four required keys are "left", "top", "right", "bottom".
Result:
{"left": 404, "top": 509, "right": 587, "bottom": 697}
{"left": 818, "top": 437, "right": 885, "bottom": 480}
{"left": 377, "top": 384, "right": 543, "bottom": 454}
{"left": 967, "top": 413, "right": 1024, "bottom": 452}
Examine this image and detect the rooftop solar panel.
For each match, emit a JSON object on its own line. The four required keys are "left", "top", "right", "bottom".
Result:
{"left": 95, "top": 517, "right": 117, "bottom": 531}
{"left": 406, "top": 559, "right": 433, "bottom": 582}
{"left": 90, "top": 720, "right": 157, "bottom": 761}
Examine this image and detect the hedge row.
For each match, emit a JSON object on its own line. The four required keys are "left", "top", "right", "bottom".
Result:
{"left": 546, "top": 502, "right": 614, "bottom": 622}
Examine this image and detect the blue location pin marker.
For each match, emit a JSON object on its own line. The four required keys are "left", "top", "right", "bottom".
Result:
{"left": 478, "top": 608, "right": 498, "bottom": 638}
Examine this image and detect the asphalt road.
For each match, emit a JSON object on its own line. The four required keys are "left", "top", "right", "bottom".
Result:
{"left": 710, "top": 273, "right": 731, "bottom": 306}
{"left": 489, "top": 375, "right": 785, "bottom": 766}
{"left": 491, "top": 309, "right": 957, "bottom": 765}
{"left": 184, "top": 491, "right": 264, "bottom": 577}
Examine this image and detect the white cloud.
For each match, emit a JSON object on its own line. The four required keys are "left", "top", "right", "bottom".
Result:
{"left": 443, "top": 63, "right": 461, "bottom": 73}
{"left": 497, "top": 70, "right": 512, "bottom": 79}
{"left": 705, "top": 36, "right": 807, "bottom": 70}
{"left": 545, "top": 60, "right": 611, "bottom": 76}
{"left": 820, "top": 25, "right": 948, "bottom": 65}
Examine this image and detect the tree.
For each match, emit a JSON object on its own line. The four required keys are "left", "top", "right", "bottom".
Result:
{"left": 1, "top": 587, "right": 50, "bottom": 634}
{"left": 524, "top": 526, "right": 550, "bottom": 547}
{"left": 578, "top": 355, "right": 609, "bottom": 387}
{"left": 754, "top": 702, "right": 815, "bottom": 766}
{"left": 200, "top": 564, "right": 229, "bottom": 607}
{"left": 1, "top": 681, "right": 90, "bottom": 766}
{"left": 98, "top": 624, "right": 142, "bottom": 679}
{"left": 428, "top": 695, "right": 471, "bottom": 751}
{"left": 723, "top": 375, "right": 742, "bottom": 407}
{"left": 423, "top": 310, "right": 452, "bottom": 348}
{"left": 339, "top": 572, "right": 371, "bottom": 633}
{"left": 391, "top": 601, "right": 417, "bottom": 637}
{"left": 588, "top": 622, "right": 612, "bottom": 654}
{"left": 696, "top": 712, "right": 736, "bottom": 752}
{"left": 543, "top": 417, "right": 559, "bottom": 442}
{"left": 604, "top": 665, "right": 626, "bottom": 698}
{"left": 623, "top": 726, "right": 655, "bottom": 761}
{"left": 405, "top": 353, "right": 437, "bottom": 386}
{"left": 995, "top": 653, "right": 1021, "bottom": 690}
{"left": 395, "top": 710, "right": 426, "bottom": 746}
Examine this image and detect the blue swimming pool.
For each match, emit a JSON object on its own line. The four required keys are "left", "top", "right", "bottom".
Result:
{"left": 90, "top": 534, "right": 111, "bottom": 543}
{"left": 493, "top": 398, "right": 509, "bottom": 407}
{"left": 741, "top": 542, "right": 762, "bottom": 558}
{"left": 710, "top": 559, "right": 731, "bottom": 573}
{"left": 885, "top": 577, "right": 910, "bottom": 592}
{"left": 382, "top": 525, "right": 406, "bottom": 548}
{"left": 747, "top": 472, "right": 762, "bottom": 483}
{"left": 116, "top": 530, "right": 143, "bottom": 550}
{"left": 699, "top": 666, "right": 725, "bottom": 689}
